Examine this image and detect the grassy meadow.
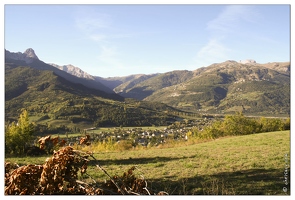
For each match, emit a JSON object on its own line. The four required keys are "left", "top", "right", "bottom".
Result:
{"left": 5, "top": 130, "right": 290, "bottom": 195}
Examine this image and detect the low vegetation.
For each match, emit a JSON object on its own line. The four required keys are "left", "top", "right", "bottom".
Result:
{"left": 190, "top": 112, "right": 290, "bottom": 140}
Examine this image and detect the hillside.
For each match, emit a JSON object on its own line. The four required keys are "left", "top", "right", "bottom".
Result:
{"left": 89, "top": 130, "right": 290, "bottom": 195}
{"left": 107, "top": 60, "right": 289, "bottom": 116}
{"left": 5, "top": 64, "right": 182, "bottom": 128}
{"left": 92, "top": 61, "right": 289, "bottom": 116}
{"left": 113, "top": 70, "right": 194, "bottom": 100}
{"left": 5, "top": 49, "right": 187, "bottom": 129}
{"left": 48, "top": 63, "right": 94, "bottom": 80}
{"left": 144, "top": 61, "right": 290, "bottom": 115}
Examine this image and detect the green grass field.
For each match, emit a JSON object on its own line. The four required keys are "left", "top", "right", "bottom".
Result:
{"left": 5, "top": 130, "right": 290, "bottom": 195}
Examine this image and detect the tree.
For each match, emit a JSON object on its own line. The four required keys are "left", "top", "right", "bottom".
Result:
{"left": 5, "top": 109, "right": 35, "bottom": 155}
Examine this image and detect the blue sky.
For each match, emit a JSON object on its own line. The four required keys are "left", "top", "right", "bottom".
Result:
{"left": 4, "top": 4, "right": 291, "bottom": 78}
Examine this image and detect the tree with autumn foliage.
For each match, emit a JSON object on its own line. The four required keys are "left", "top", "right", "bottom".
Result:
{"left": 5, "top": 109, "right": 35, "bottom": 155}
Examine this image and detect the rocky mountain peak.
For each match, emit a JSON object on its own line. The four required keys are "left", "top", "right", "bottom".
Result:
{"left": 5, "top": 48, "right": 39, "bottom": 64}
{"left": 23, "top": 48, "right": 39, "bottom": 60}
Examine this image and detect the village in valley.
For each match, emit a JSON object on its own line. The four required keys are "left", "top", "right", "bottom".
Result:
{"left": 61, "top": 118, "right": 215, "bottom": 148}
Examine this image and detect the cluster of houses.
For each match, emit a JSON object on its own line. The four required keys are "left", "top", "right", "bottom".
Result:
{"left": 64, "top": 117, "right": 216, "bottom": 147}
{"left": 28, "top": 118, "right": 217, "bottom": 155}
{"left": 33, "top": 117, "right": 217, "bottom": 150}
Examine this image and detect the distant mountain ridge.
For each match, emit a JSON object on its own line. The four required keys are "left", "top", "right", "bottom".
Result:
{"left": 96, "top": 60, "right": 290, "bottom": 115}
{"left": 5, "top": 48, "right": 115, "bottom": 94}
{"left": 5, "top": 49, "right": 182, "bottom": 127}
{"left": 143, "top": 60, "right": 290, "bottom": 115}
{"left": 5, "top": 48, "right": 290, "bottom": 116}
{"left": 37, "top": 47, "right": 289, "bottom": 116}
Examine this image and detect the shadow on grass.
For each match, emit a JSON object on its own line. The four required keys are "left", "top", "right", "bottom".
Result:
{"left": 88, "top": 155, "right": 195, "bottom": 166}
{"left": 145, "top": 168, "right": 290, "bottom": 195}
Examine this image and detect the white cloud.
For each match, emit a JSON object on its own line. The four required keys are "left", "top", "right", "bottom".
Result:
{"left": 74, "top": 9, "right": 137, "bottom": 69}
{"left": 90, "top": 34, "right": 108, "bottom": 42}
{"left": 207, "top": 5, "right": 258, "bottom": 34}
{"left": 195, "top": 39, "right": 231, "bottom": 66}
{"left": 195, "top": 5, "right": 258, "bottom": 66}
{"left": 75, "top": 15, "right": 112, "bottom": 45}
{"left": 73, "top": 11, "right": 120, "bottom": 68}
{"left": 74, "top": 9, "right": 135, "bottom": 43}
{"left": 74, "top": 10, "right": 112, "bottom": 40}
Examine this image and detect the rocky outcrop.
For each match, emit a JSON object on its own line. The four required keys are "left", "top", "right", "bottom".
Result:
{"left": 49, "top": 63, "right": 94, "bottom": 80}
{"left": 239, "top": 59, "right": 256, "bottom": 64}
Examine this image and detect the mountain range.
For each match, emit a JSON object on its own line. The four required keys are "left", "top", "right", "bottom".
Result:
{"left": 5, "top": 48, "right": 290, "bottom": 129}
{"left": 5, "top": 49, "right": 183, "bottom": 128}
{"left": 43, "top": 50, "right": 290, "bottom": 116}
{"left": 144, "top": 61, "right": 290, "bottom": 115}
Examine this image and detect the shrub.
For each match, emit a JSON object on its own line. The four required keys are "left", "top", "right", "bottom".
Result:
{"left": 221, "top": 113, "right": 259, "bottom": 136}
{"left": 192, "top": 112, "right": 289, "bottom": 141}
{"left": 258, "top": 117, "right": 285, "bottom": 132}
{"left": 202, "top": 121, "right": 224, "bottom": 139}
